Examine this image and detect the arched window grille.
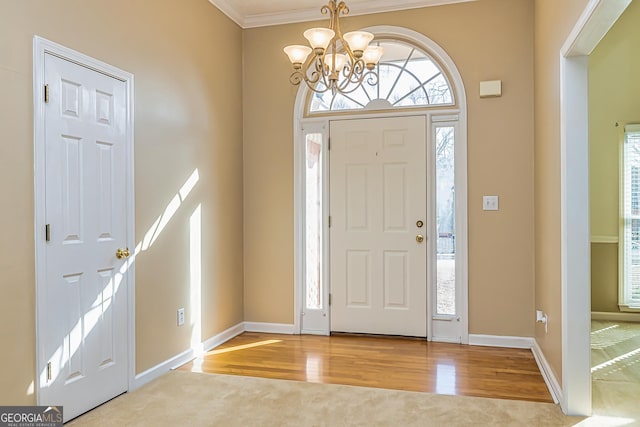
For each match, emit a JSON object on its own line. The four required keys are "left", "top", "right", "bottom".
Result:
{"left": 308, "top": 39, "right": 454, "bottom": 114}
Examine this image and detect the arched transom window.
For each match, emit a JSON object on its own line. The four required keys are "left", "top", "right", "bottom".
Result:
{"left": 308, "top": 39, "right": 454, "bottom": 114}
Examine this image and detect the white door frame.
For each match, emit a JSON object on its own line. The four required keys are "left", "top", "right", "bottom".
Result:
{"left": 293, "top": 26, "right": 468, "bottom": 342}
{"left": 559, "top": 0, "right": 631, "bottom": 416}
{"left": 33, "top": 36, "right": 136, "bottom": 402}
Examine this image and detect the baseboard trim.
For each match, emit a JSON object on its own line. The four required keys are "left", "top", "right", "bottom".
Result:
{"left": 133, "top": 348, "right": 194, "bottom": 390}
{"left": 132, "top": 322, "right": 245, "bottom": 390}
{"left": 244, "top": 322, "right": 296, "bottom": 334}
{"left": 202, "top": 322, "right": 246, "bottom": 353}
{"left": 591, "top": 311, "right": 640, "bottom": 322}
{"left": 468, "top": 334, "right": 534, "bottom": 349}
{"left": 532, "top": 340, "right": 562, "bottom": 405}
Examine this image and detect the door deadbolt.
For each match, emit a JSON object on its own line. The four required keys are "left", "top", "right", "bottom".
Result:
{"left": 416, "top": 220, "right": 424, "bottom": 228}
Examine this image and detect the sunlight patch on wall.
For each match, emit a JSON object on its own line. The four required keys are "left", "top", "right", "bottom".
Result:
{"left": 140, "top": 169, "right": 200, "bottom": 252}
{"left": 41, "top": 169, "right": 201, "bottom": 388}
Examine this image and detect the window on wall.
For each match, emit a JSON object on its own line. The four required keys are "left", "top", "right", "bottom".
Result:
{"left": 305, "top": 133, "right": 324, "bottom": 311}
{"left": 309, "top": 40, "right": 454, "bottom": 114}
{"left": 435, "top": 125, "right": 456, "bottom": 316}
{"left": 621, "top": 124, "right": 640, "bottom": 310}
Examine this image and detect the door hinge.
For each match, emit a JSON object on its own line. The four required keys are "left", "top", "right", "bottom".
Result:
{"left": 328, "top": 216, "right": 332, "bottom": 228}
{"left": 47, "top": 362, "right": 52, "bottom": 381}
{"left": 44, "top": 84, "right": 50, "bottom": 103}
{"left": 45, "top": 224, "right": 51, "bottom": 242}
{"left": 328, "top": 137, "right": 331, "bottom": 151}
{"left": 328, "top": 293, "right": 332, "bottom": 306}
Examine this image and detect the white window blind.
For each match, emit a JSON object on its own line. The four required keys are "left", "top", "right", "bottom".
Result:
{"left": 622, "top": 125, "right": 640, "bottom": 307}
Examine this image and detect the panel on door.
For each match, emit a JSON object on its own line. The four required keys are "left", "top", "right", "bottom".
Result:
{"left": 330, "top": 116, "right": 427, "bottom": 336}
{"left": 40, "top": 53, "right": 129, "bottom": 422}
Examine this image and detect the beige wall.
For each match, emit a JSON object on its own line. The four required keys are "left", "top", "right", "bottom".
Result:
{"left": 589, "top": 0, "right": 640, "bottom": 313}
{"left": 533, "top": 0, "right": 590, "bottom": 385}
{"left": 243, "top": 0, "right": 536, "bottom": 337}
{"left": 0, "top": 0, "right": 244, "bottom": 404}
{"left": 591, "top": 244, "right": 619, "bottom": 312}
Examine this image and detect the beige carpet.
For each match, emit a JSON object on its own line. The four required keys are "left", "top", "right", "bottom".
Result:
{"left": 69, "top": 371, "right": 584, "bottom": 426}
{"left": 591, "top": 320, "right": 640, "bottom": 421}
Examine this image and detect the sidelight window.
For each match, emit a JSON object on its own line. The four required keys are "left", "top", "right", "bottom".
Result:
{"left": 435, "top": 125, "right": 456, "bottom": 316}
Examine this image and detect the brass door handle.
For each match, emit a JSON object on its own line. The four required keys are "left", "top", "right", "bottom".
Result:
{"left": 416, "top": 235, "right": 424, "bottom": 243}
{"left": 116, "top": 248, "right": 131, "bottom": 259}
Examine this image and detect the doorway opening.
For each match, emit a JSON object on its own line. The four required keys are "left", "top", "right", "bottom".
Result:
{"left": 294, "top": 26, "right": 468, "bottom": 343}
{"left": 559, "top": 0, "right": 632, "bottom": 416}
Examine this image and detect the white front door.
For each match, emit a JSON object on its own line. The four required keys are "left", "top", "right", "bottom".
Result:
{"left": 330, "top": 116, "right": 427, "bottom": 336}
{"left": 39, "top": 53, "right": 129, "bottom": 421}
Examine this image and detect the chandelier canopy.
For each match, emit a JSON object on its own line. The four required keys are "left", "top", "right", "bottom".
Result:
{"left": 283, "top": 1, "right": 384, "bottom": 95}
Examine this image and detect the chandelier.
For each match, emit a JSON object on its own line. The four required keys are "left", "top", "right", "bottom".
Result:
{"left": 283, "top": 1, "right": 384, "bottom": 95}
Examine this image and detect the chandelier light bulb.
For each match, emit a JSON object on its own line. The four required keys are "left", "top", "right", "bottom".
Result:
{"left": 343, "top": 31, "right": 374, "bottom": 57}
{"left": 284, "top": 45, "right": 313, "bottom": 68}
{"left": 325, "top": 53, "right": 348, "bottom": 73}
{"left": 363, "top": 46, "right": 384, "bottom": 69}
{"left": 304, "top": 28, "right": 335, "bottom": 54}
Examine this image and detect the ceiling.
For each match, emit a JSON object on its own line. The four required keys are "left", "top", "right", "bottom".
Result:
{"left": 208, "top": 0, "right": 474, "bottom": 28}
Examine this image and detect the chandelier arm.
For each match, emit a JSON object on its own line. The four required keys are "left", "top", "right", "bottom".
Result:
{"left": 306, "top": 69, "right": 322, "bottom": 86}
{"left": 302, "top": 50, "right": 319, "bottom": 71}
{"left": 344, "top": 59, "right": 365, "bottom": 82}
{"left": 305, "top": 60, "right": 334, "bottom": 94}
{"left": 303, "top": 76, "right": 332, "bottom": 93}
{"left": 336, "top": 74, "right": 364, "bottom": 94}
{"left": 289, "top": 70, "right": 304, "bottom": 86}
{"left": 365, "top": 70, "right": 379, "bottom": 87}
{"left": 311, "top": 55, "right": 326, "bottom": 81}
{"left": 336, "top": 69, "right": 379, "bottom": 95}
{"left": 338, "top": 59, "right": 366, "bottom": 89}
{"left": 296, "top": 51, "right": 329, "bottom": 93}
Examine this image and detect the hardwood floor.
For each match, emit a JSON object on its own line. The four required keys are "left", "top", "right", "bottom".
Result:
{"left": 178, "top": 332, "right": 553, "bottom": 403}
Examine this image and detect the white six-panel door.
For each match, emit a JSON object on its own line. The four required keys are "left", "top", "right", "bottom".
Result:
{"left": 330, "top": 116, "right": 427, "bottom": 336}
{"left": 40, "top": 53, "right": 129, "bottom": 421}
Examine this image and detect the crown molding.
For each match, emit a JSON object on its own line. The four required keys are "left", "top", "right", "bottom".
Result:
{"left": 208, "top": 0, "right": 245, "bottom": 27}
{"left": 208, "top": 0, "right": 476, "bottom": 29}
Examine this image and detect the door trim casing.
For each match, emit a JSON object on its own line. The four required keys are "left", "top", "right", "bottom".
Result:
{"left": 33, "top": 36, "right": 136, "bottom": 402}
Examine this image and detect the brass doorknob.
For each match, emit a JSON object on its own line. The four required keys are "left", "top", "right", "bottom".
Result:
{"left": 416, "top": 235, "right": 424, "bottom": 243}
{"left": 116, "top": 248, "right": 131, "bottom": 259}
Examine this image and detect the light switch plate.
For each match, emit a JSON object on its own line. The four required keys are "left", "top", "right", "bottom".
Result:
{"left": 483, "top": 195, "right": 499, "bottom": 211}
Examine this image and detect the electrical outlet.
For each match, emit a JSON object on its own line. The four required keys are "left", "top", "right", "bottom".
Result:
{"left": 177, "top": 308, "right": 185, "bottom": 326}
{"left": 536, "top": 309, "right": 548, "bottom": 334}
